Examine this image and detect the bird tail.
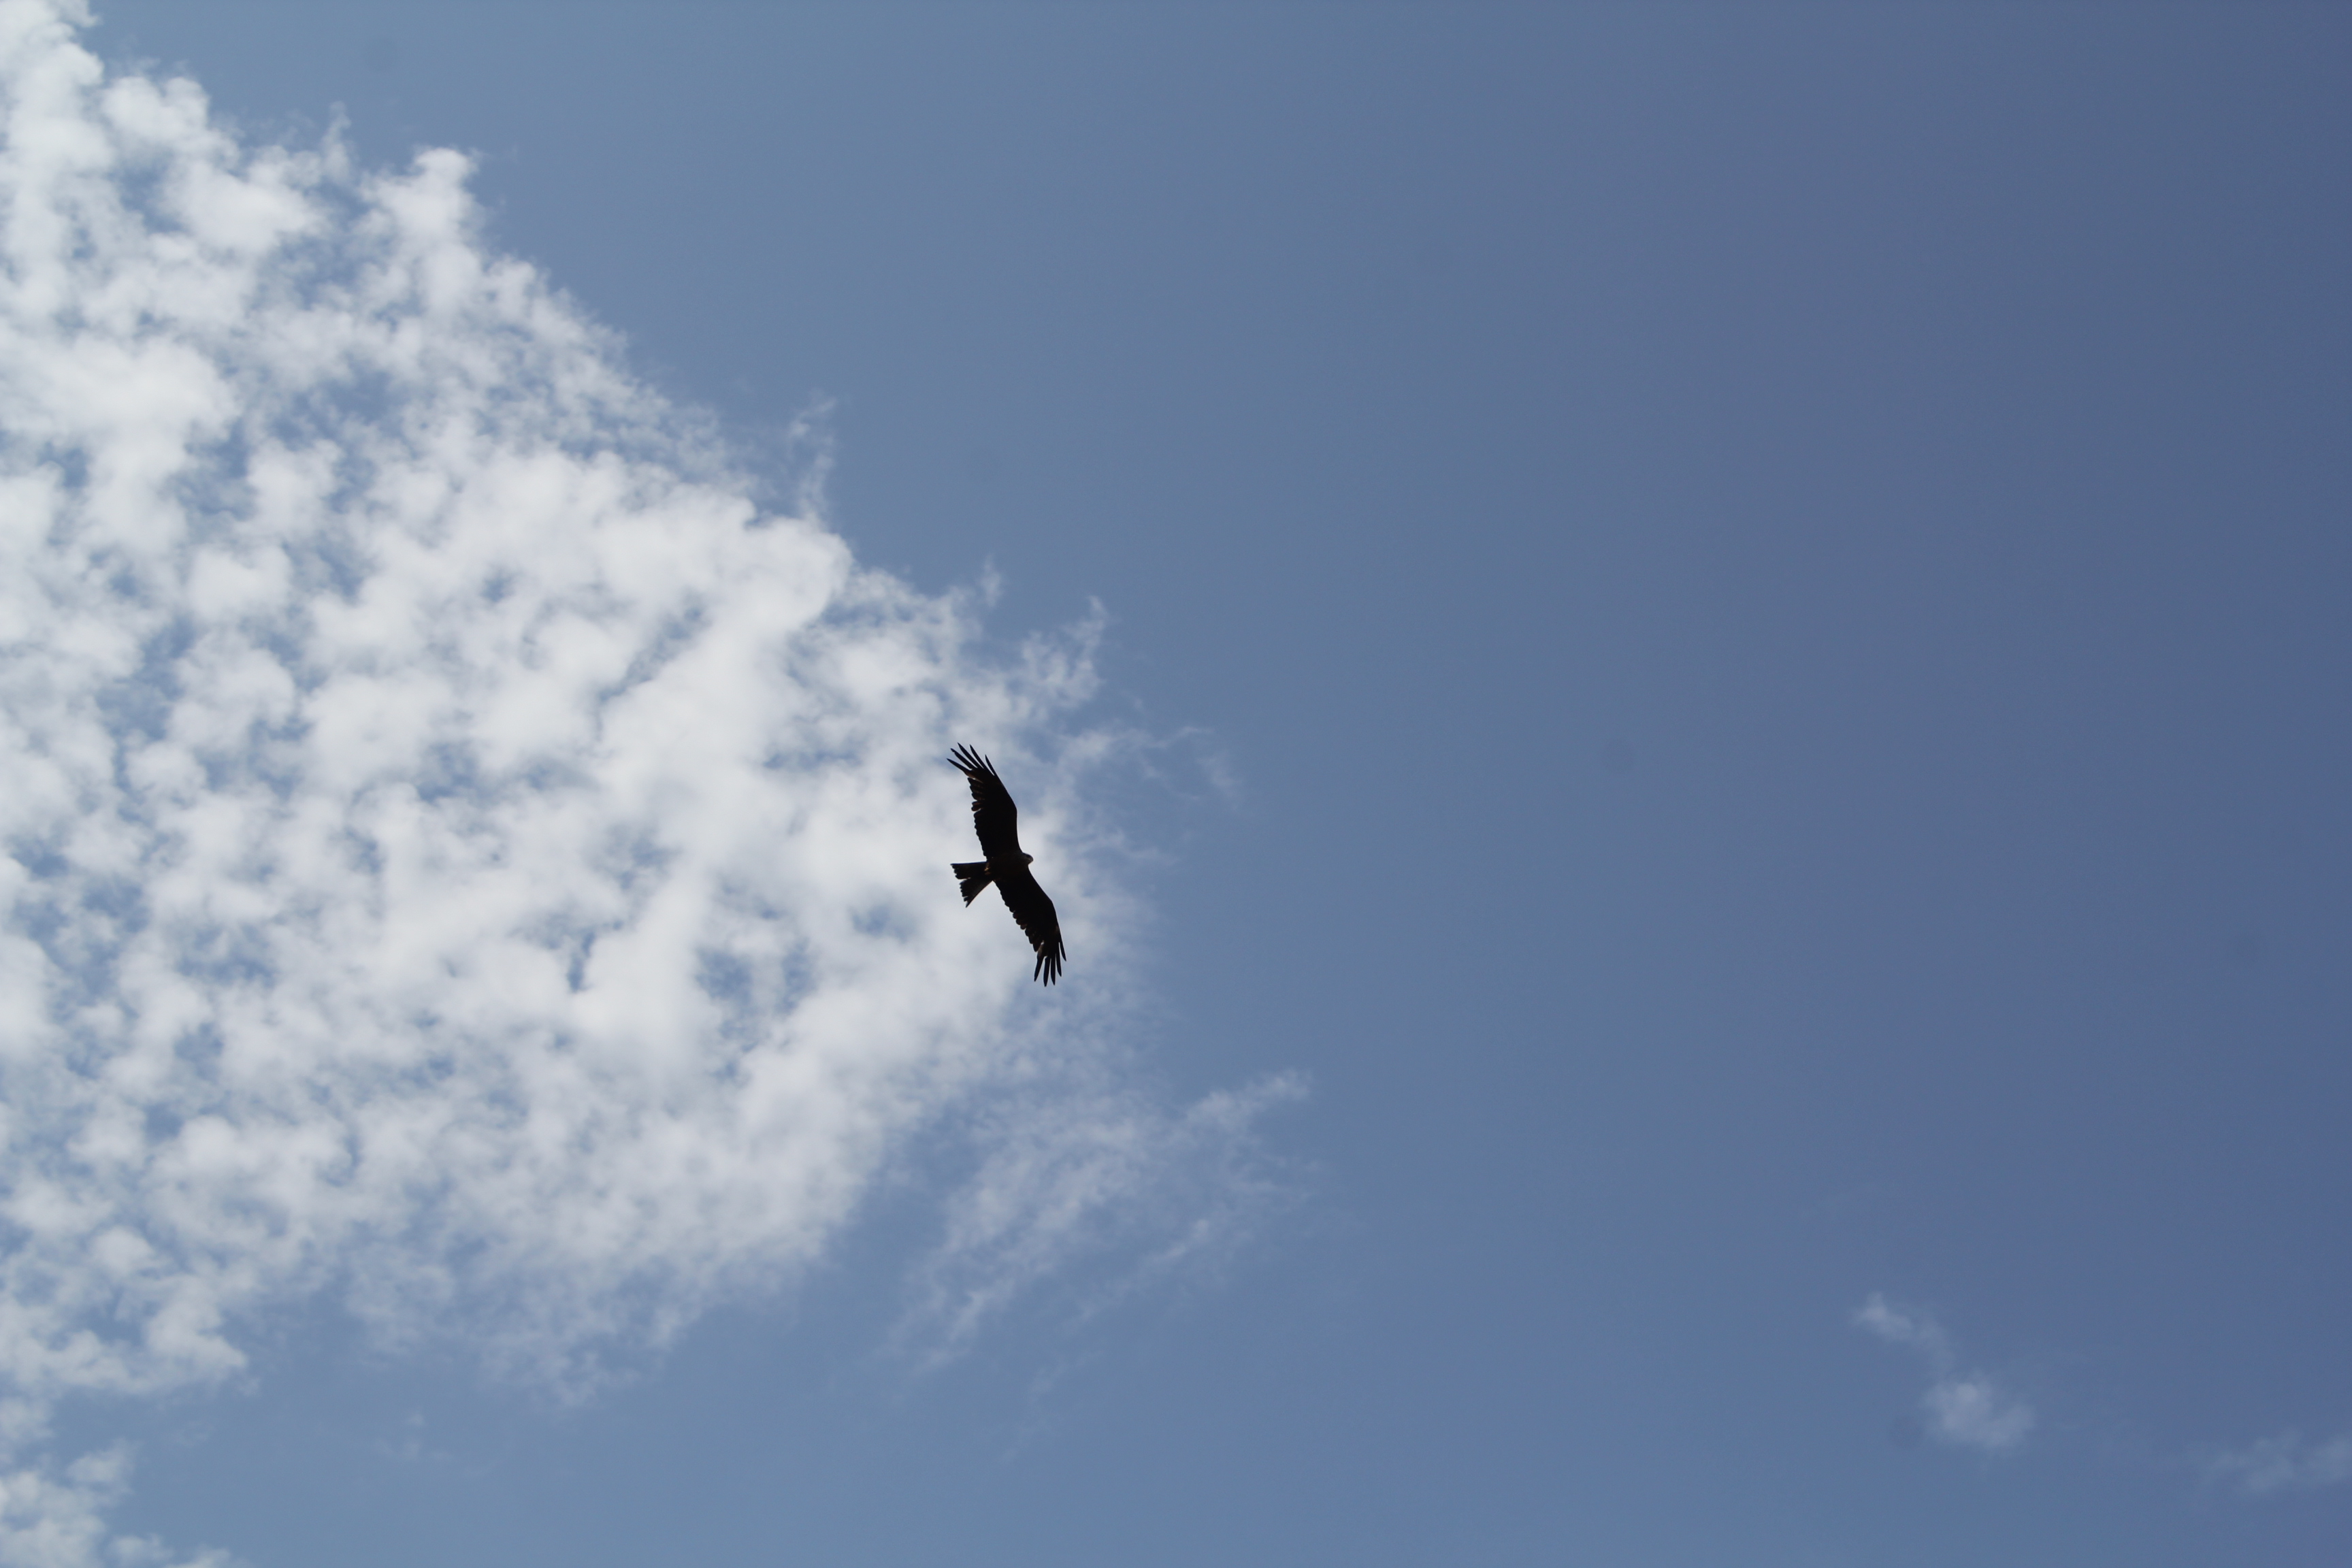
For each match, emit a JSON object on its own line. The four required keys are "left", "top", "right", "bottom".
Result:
{"left": 952, "top": 861, "right": 994, "bottom": 905}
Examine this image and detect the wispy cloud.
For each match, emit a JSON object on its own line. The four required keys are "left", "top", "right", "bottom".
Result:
{"left": 1853, "top": 1294, "right": 2035, "bottom": 1453}
{"left": 907, "top": 1070, "right": 1310, "bottom": 1359}
{"left": 2206, "top": 1430, "right": 2352, "bottom": 1497}
{"left": 0, "top": 2, "right": 1294, "bottom": 1561}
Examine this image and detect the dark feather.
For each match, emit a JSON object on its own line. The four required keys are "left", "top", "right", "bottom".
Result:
{"left": 949, "top": 743, "right": 1024, "bottom": 863}
{"left": 994, "top": 862, "right": 1066, "bottom": 985}
{"left": 948, "top": 745, "right": 1066, "bottom": 984}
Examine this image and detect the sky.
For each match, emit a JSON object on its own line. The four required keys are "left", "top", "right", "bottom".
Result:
{"left": 0, "top": 1, "right": 2347, "bottom": 1563}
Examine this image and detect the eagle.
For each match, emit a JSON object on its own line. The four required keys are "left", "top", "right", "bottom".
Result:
{"left": 949, "top": 744, "right": 1066, "bottom": 984}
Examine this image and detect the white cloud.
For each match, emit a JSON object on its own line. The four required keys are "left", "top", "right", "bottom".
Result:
{"left": 1852, "top": 1293, "right": 2035, "bottom": 1453}
{"left": 2206, "top": 1430, "right": 2352, "bottom": 1497}
{"left": 909, "top": 1070, "right": 1310, "bottom": 1358}
{"left": 0, "top": 2, "right": 1295, "bottom": 1560}
{"left": 0, "top": 1446, "right": 234, "bottom": 1568}
{"left": 1918, "top": 1372, "right": 2036, "bottom": 1452}
{"left": 1852, "top": 1293, "right": 1950, "bottom": 1361}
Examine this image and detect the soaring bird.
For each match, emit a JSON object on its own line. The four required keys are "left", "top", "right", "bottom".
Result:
{"left": 949, "top": 744, "right": 1066, "bottom": 984}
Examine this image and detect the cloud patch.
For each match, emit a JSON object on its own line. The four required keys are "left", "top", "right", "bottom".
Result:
{"left": 1853, "top": 1294, "right": 2035, "bottom": 1453}
{"left": 0, "top": 1, "right": 1292, "bottom": 1561}
{"left": 2206, "top": 1430, "right": 2352, "bottom": 1497}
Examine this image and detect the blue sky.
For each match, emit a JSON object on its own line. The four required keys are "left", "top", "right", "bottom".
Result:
{"left": 2, "top": 1, "right": 2349, "bottom": 1563}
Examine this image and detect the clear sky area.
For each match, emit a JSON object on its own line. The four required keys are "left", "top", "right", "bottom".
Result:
{"left": 2, "top": 2, "right": 2349, "bottom": 1564}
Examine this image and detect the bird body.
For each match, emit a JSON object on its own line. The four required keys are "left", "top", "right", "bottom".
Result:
{"left": 949, "top": 744, "right": 1065, "bottom": 984}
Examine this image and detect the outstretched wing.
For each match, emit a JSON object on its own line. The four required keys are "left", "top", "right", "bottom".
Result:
{"left": 949, "top": 743, "right": 1024, "bottom": 862}
{"left": 993, "top": 861, "right": 1066, "bottom": 985}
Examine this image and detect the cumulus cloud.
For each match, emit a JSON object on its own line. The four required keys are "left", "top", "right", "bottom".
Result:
{"left": 0, "top": 1, "right": 1293, "bottom": 1560}
{"left": 1853, "top": 1294, "right": 2035, "bottom": 1453}
{"left": 2206, "top": 1430, "right": 2352, "bottom": 1497}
